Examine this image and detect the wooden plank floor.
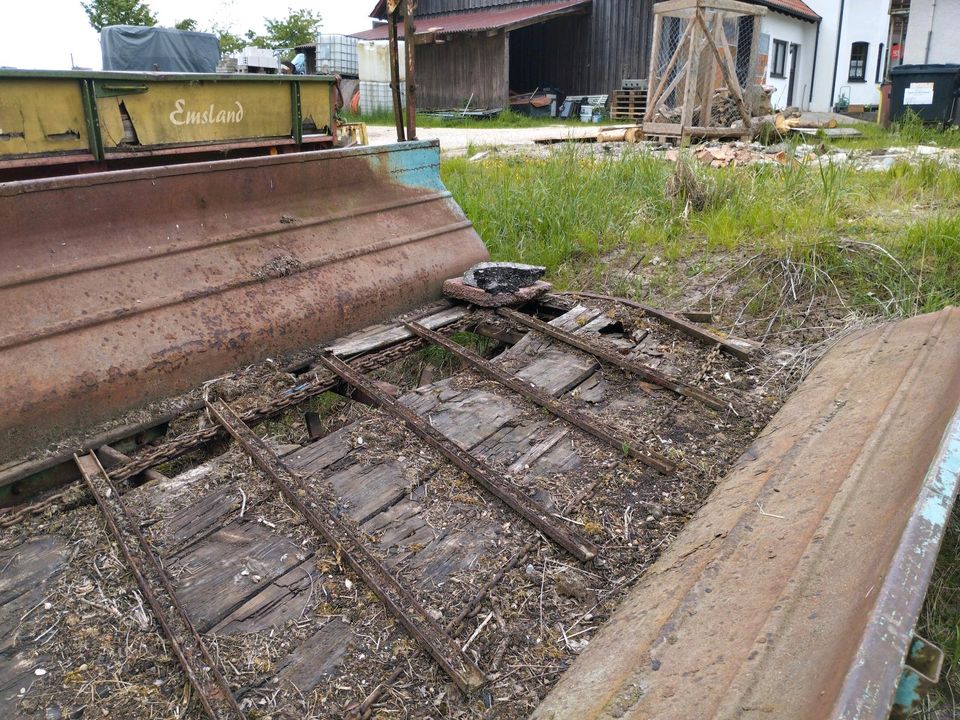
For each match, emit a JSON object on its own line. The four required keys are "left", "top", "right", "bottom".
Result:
{"left": 111, "top": 304, "right": 639, "bottom": 699}
{"left": 1, "top": 299, "right": 742, "bottom": 717}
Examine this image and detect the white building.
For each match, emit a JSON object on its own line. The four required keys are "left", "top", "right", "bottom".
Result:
{"left": 750, "top": 0, "right": 890, "bottom": 112}
{"left": 898, "top": 0, "right": 960, "bottom": 64}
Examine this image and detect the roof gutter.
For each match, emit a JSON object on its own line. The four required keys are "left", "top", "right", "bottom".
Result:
{"left": 810, "top": 17, "right": 821, "bottom": 106}
{"left": 830, "top": 0, "right": 846, "bottom": 110}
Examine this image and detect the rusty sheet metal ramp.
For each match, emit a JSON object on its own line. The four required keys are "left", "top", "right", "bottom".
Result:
{"left": 532, "top": 307, "right": 960, "bottom": 720}
{"left": 73, "top": 453, "right": 246, "bottom": 720}
{"left": 0, "top": 141, "right": 488, "bottom": 464}
{"left": 205, "top": 400, "right": 486, "bottom": 694}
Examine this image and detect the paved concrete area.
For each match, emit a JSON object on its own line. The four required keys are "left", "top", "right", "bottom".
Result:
{"left": 366, "top": 124, "right": 605, "bottom": 155}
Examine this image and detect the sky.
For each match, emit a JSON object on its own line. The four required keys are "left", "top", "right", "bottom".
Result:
{"left": 0, "top": 1, "right": 376, "bottom": 70}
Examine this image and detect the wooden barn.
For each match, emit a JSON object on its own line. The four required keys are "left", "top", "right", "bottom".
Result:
{"left": 352, "top": 0, "right": 656, "bottom": 110}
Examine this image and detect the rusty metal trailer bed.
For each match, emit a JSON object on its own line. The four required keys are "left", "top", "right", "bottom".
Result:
{"left": 0, "top": 70, "right": 340, "bottom": 181}
{"left": 3, "top": 293, "right": 957, "bottom": 719}
{"left": 1, "top": 135, "right": 958, "bottom": 718}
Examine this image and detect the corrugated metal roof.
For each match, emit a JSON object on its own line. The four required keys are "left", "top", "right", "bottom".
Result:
{"left": 352, "top": 0, "right": 592, "bottom": 41}
{"left": 752, "top": 0, "right": 820, "bottom": 22}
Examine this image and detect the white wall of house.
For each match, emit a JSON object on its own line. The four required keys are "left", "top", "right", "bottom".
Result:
{"left": 806, "top": 0, "right": 889, "bottom": 110}
{"left": 759, "top": 12, "right": 818, "bottom": 110}
{"left": 903, "top": 0, "right": 960, "bottom": 64}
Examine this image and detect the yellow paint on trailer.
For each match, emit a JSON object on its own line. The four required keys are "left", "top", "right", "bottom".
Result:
{"left": 0, "top": 79, "right": 89, "bottom": 156}
{"left": 95, "top": 80, "right": 295, "bottom": 149}
{"left": 299, "top": 81, "right": 335, "bottom": 133}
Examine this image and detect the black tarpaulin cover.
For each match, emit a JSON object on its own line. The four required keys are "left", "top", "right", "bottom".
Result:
{"left": 101, "top": 26, "right": 220, "bottom": 72}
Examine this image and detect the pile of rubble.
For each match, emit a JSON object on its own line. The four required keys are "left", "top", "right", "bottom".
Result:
{"left": 654, "top": 141, "right": 960, "bottom": 170}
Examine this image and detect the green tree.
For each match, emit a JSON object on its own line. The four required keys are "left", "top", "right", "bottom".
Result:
{"left": 174, "top": 18, "right": 197, "bottom": 31}
{"left": 80, "top": 0, "right": 157, "bottom": 32}
{"left": 209, "top": 23, "right": 246, "bottom": 56}
{"left": 246, "top": 7, "right": 322, "bottom": 50}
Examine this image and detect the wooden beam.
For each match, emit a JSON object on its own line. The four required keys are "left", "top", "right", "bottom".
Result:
{"left": 644, "top": 13, "right": 663, "bottom": 122}
{"left": 679, "top": 10, "right": 704, "bottom": 137}
{"left": 698, "top": 11, "right": 752, "bottom": 126}
{"left": 644, "top": 122, "right": 755, "bottom": 137}
{"left": 654, "top": 0, "right": 767, "bottom": 16}
{"left": 647, "top": 19, "right": 694, "bottom": 115}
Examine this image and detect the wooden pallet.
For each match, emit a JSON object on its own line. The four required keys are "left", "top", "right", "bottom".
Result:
{"left": 610, "top": 90, "right": 648, "bottom": 121}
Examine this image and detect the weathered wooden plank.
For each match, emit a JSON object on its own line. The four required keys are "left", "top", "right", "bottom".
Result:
{"left": 514, "top": 346, "right": 599, "bottom": 397}
{"left": 569, "top": 372, "right": 607, "bottom": 404}
{"left": 169, "top": 521, "right": 304, "bottom": 632}
{"left": 400, "top": 385, "right": 523, "bottom": 451}
{"left": 499, "top": 307, "right": 727, "bottom": 413}
{"left": 325, "top": 461, "right": 409, "bottom": 525}
{"left": 320, "top": 354, "right": 599, "bottom": 563}
{"left": 0, "top": 650, "right": 45, "bottom": 717}
{"left": 363, "top": 499, "right": 434, "bottom": 550}
{"left": 471, "top": 421, "right": 546, "bottom": 467}
{"left": 325, "top": 305, "right": 467, "bottom": 357}
{"left": 284, "top": 425, "right": 356, "bottom": 475}
{"left": 74, "top": 452, "right": 246, "bottom": 720}
{"left": 555, "top": 291, "right": 758, "bottom": 361}
{"left": 397, "top": 522, "right": 502, "bottom": 589}
{"left": 0, "top": 536, "right": 69, "bottom": 653}
{"left": 126, "top": 461, "right": 217, "bottom": 515}
{"left": 275, "top": 619, "right": 354, "bottom": 692}
{"left": 210, "top": 559, "right": 316, "bottom": 636}
{"left": 161, "top": 486, "right": 240, "bottom": 550}
{"left": 362, "top": 498, "right": 423, "bottom": 536}
{"left": 497, "top": 305, "right": 605, "bottom": 362}
{"left": 208, "top": 400, "right": 487, "bottom": 693}
{"left": 406, "top": 319, "right": 674, "bottom": 473}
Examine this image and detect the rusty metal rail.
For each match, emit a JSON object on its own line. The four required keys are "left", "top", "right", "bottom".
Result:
{"left": 317, "top": 353, "right": 599, "bottom": 562}
{"left": 497, "top": 307, "right": 728, "bottom": 412}
{"left": 556, "top": 291, "right": 757, "bottom": 362}
{"left": 73, "top": 452, "right": 246, "bottom": 720}
{"left": 403, "top": 320, "right": 675, "bottom": 474}
{"left": 205, "top": 400, "right": 486, "bottom": 694}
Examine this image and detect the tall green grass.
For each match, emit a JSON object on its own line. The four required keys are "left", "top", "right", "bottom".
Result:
{"left": 836, "top": 111, "right": 960, "bottom": 150}
{"left": 441, "top": 146, "right": 960, "bottom": 318}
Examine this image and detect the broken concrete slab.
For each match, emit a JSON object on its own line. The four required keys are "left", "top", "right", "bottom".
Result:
{"left": 463, "top": 262, "right": 546, "bottom": 294}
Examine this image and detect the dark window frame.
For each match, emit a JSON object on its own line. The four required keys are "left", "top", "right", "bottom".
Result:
{"left": 771, "top": 39, "right": 787, "bottom": 79}
{"left": 849, "top": 41, "right": 869, "bottom": 82}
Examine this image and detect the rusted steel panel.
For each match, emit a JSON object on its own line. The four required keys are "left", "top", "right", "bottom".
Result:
{"left": 0, "top": 141, "right": 488, "bottom": 464}
{"left": 532, "top": 307, "right": 960, "bottom": 720}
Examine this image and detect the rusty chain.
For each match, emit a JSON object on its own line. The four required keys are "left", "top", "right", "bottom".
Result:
{"left": 2, "top": 318, "right": 474, "bottom": 529}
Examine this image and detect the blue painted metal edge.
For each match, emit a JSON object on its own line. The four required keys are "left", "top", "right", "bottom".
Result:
{"left": 833, "top": 405, "right": 960, "bottom": 719}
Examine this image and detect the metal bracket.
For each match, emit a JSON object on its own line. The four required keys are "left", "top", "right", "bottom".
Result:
{"left": 93, "top": 82, "right": 149, "bottom": 98}
{"left": 890, "top": 634, "right": 944, "bottom": 719}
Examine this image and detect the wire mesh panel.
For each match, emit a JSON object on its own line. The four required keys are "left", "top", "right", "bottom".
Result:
{"left": 644, "top": 0, "right": 765, "bottom": 143}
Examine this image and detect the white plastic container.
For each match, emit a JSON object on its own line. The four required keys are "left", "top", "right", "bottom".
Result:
{"left": 316, "top": 34, "right": 358, "bottom": 77}
{"left": 580, "top": 105, "right": 594, "bottom": 122}
{"left": 357, "top": 40, "right": 405, "bottom": 83}
{"left": 360, "top": 80, "right": 405, "bottom": 113}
